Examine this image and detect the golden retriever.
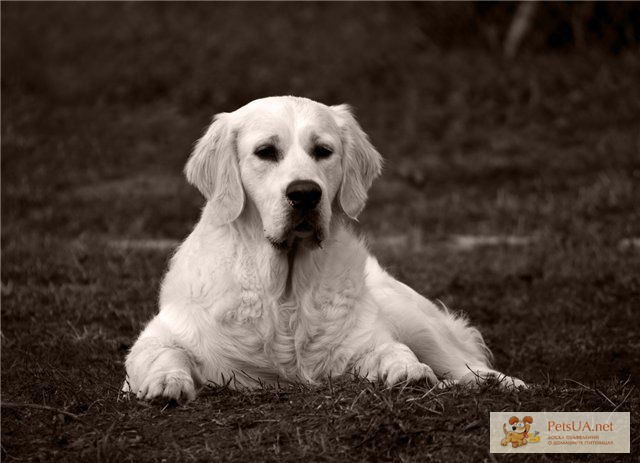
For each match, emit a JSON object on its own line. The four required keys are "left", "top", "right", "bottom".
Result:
{"left": 124, "top": 96, "right": 525, "bottom": 401}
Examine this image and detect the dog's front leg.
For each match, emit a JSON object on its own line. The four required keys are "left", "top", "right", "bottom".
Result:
{"left": 124, "top": 319, "right": 203, "bottom": 402}
{"left": 355, "top": 341, "right": 438, "bottom": 386}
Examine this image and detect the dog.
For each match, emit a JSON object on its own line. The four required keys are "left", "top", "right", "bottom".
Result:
{"left": 501, "top": 416, "right": 533, "bottom": 447}
{"left": 124, "top": 96, "right": 525, "bottom": 401}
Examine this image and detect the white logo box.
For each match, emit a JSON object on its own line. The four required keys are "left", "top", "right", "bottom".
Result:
{"left": 490, "top": 412, "right": 630, "bottom": 454}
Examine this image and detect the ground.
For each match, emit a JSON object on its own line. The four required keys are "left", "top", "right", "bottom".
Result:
{"left": 1, "top": 4, "right": 639, "bottom": 462}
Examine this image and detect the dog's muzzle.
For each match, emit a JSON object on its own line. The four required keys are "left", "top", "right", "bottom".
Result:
{"left": 285, "top": 180, "right": 322, "bottom": 239}
{"left": 286, "top": 180, "right": 321, "bottom": 212}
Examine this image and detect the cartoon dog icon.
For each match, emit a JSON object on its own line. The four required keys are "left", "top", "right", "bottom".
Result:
{"left": 501, "top": 416, "right": 533, "bottom": 448}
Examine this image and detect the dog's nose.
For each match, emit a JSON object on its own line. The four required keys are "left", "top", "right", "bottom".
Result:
{"left": 286, "top": 180, "right": 322, "bottom": 211}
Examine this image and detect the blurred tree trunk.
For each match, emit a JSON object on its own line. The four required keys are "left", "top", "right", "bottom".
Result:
{"left": 504, "top": 1, "right": 538, "bottom": 58}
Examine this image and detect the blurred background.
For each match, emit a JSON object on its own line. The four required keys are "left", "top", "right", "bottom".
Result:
{"left": 3, "top": 2, "right": 639, "bottom": 238}
{"left": 2, "top": 0, "right": 640, "bottom": 400}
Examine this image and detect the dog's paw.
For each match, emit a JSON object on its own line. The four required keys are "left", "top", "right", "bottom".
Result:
{"left": 136, "top": 369, "right": 196, "bottom": 402}
{"left": 437, "top": 370, "right": 527, "bottom": 390}
{"left": 499, "top": 375, "right": 527, "bottom": 390}
{"left": 385, "top": 362, "right": 438, "bottom": 386}
{"left": 459, "top": 370, "right": 527, "bottom": 389}
{"left": 435, "top": 379, "right": 458, "bottom": 390}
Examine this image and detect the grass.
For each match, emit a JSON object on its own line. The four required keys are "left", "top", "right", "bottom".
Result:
{"left": 2, "top": 3, "right": 639, "bottom": 462}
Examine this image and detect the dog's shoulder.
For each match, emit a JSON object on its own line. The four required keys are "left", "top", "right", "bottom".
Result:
{"left": 159, "top": 221, "right": 241, "bottom": 307}
{"left": 322, "top": 224, "right": 370, "bottom": 278}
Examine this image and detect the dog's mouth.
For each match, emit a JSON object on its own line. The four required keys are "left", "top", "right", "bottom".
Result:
{"left": 292, "top": 219, "right": 315, "bottom": 238}
{"left": 267, "top": 213, "right": 324, "bottom": 250}
{"left": 289, "top": 207, "right": 321, "bottom": 239}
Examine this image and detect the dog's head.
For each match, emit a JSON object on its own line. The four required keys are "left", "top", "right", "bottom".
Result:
{"left": 508, "top": 416, "right": 533, "bottom": 435}
{"left": 185, "top": 96, "right": 382, "bottom": 249}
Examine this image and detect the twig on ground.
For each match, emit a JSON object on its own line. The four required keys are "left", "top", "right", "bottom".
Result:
{"left": 612, "top": 386, "right": 635, "bottom": 413}
{"left": 1, "top": 402, "right": 98, "bottom": 431}
{"left": 562, "top": 378, "right": 627, "bottom": 410}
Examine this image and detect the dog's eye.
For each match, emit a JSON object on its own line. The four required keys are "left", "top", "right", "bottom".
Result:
{"left": 313, "top": 145, "right": 333, "bottom": 159}
{"left": 254, "top": 144, "right": 278, "bottom": 161}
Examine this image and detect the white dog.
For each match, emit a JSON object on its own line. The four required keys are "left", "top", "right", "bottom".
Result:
{"left": 124, "top": 96, "right": 525, "bottom": 401}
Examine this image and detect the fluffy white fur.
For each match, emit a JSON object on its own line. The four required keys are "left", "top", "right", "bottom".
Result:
{"left": 124, "top": 96, "right": 525, "bottom": 401}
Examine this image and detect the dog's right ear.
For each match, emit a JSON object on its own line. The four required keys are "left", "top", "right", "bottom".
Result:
{"left": 185, "top": 113, "right": 245, "bottom": 224}
{"left": 508, "top": 416, "right": 519, "bottom": 425}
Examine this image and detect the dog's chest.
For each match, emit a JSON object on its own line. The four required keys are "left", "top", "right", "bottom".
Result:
{"left": 217, "top": 265, "right": 363, "bottom": 381}
{"left": 207, "top": 231, "right": 370, "bottom": 382}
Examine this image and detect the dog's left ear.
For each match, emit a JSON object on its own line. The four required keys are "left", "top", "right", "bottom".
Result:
{"left": 523, "top": 416, "right": 533, "bottom": 424}
{"left": 331, "top": 104, "right": 383, "bottom": 220}
{"left": 185, "top": 113, "right": 245, "bottom": 224}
